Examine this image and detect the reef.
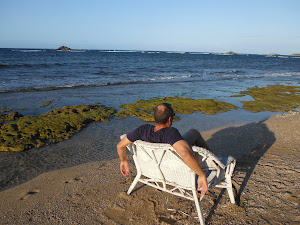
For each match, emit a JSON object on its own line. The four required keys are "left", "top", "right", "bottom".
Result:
{"left": 240, "top": 85, "right": 300, "bottom": 113}
{"left": 116, "top": 97, "right": 237, "bottom": 122}
{"left": 39, "top": 100, "right": 54, "bottom": 108}
{"left": 0, "top": 105, "right": 116, "bottom": 152}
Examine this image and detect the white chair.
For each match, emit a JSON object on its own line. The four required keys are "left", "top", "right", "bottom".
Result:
{"left": 120, "top": 134, "right": 236, "bottom": 225}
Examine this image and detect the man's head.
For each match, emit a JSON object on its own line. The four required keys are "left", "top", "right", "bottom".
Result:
{"left": 154, "top": 103, "right": 175, "bottom": 125}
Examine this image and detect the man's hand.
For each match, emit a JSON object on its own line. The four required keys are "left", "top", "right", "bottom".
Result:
{"left": 197, "top": 175, "right": 208, "bottom": 196}
{"left": 120, "top": 160, "right": 130, "bottom": 176}
{"left": 117, "top": 135, "right": 133, "bottom": 176}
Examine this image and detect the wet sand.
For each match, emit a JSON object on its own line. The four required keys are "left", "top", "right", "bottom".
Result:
{"left": 0, "top": 110, "right": 299, "bottom": 224}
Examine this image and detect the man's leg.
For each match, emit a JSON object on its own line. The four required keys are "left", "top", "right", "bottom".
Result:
{"left": 182, "top": 129, "right": 210, "bottom": 150}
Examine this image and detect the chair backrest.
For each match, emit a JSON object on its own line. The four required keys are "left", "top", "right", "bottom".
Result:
{"left": 130, "top": 140, "right": 196, "bottom": 189}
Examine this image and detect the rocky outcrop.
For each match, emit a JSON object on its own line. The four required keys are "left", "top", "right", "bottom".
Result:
{"left": 57, "top": 46, "right": 71, "bottom": 51}
{"left": 225, "top": 51, "right": 237, "bottom": 55}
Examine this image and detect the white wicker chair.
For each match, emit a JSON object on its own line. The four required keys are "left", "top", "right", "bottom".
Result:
{"left": 120, "top": 134, "right": 236, "bottom": 225}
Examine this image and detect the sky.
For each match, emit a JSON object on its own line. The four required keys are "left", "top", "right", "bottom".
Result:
{"left": 0, "top": 0, "right": 299, "bottom": 54}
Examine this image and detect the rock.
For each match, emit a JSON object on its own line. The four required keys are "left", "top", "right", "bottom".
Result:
{"left": 226, "top": 51, "right": 237, "bottom": 55}
{"left": 57, "top": 46, "right": 71, "bottom": 51}
{"left": 6, "top": 112, "right": 23, "bottom": 121}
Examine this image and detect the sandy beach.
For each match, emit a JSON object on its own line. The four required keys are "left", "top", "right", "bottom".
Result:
{"left": 0, "top": 110, "right": 299, "bottom": 225}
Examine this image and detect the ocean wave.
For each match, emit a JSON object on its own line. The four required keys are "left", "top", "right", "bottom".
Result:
{"left": 100, "top": 50, "right": 139, "bottom": 53}
{"left": 149, "top": 75, "right": 192, "bottom": 81}
{"left": 12, "top": 49, "right": 46, "bottom": 52}
{"left": 0, "top": 63, "right": 66, "bottom": 69}
{"left": 189, "top": 52, "right": 210, "bottom": 55}
{"left": 0, "top": 64, "right": 9, "bottom": 68}
{"left": 166, "top": 52, "right": 186, "bottom": 54}
{"left": 0, "top": 74, "right": 194, "bottom": 94}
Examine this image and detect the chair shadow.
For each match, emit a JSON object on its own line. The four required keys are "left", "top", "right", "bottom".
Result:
{"left": 204, "top": 121, "right": 276, "bottom": 223}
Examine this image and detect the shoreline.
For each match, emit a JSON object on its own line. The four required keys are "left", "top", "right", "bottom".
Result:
{"left": 0, "top": 111, "right": 299, "bottom": 224}
{"left": 0, "top": 108, "right": 283, "bottom": 193}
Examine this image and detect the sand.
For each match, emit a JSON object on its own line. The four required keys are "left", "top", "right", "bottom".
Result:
{"left": 0, "top": 111, "right": 299, "bottom": 224}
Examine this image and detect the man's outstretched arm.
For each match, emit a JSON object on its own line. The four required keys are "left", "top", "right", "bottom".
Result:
{"left": 117, "top": 135, "right": 133, "bottom": 176}
{"left": 172, "top": 140, "right": 208, "bottom": 196}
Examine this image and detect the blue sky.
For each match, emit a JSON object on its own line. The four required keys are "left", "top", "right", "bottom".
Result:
{"left": 1, "top": 0, "right": 299, "bottom": 54}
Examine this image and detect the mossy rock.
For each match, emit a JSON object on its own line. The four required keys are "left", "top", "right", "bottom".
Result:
{"left": 0, "top": 112, "right": 23, "bottom": 124}
{"left": 231, "top": 94, "right": 246, "bottom": 97}
{"left": 39, "top": 100, "right": 54, "bottom": 108}
{"left": 0, "top": 104, "right": 116, "bottom": 152}
{"left": 116, "top": 97, "right": 238, "bottom": 122}
{"left": 241, "top": 85, "right": 300, "bottom": 113}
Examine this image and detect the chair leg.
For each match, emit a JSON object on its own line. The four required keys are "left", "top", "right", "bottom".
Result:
{"left": 127, "top": 172, "right": 141, "bottom": 195}
{"left": 226, "top": 177, "right": 235, "bottom": 204}
{"left": 192, "top": 190, "right": 205, "bottom": 225}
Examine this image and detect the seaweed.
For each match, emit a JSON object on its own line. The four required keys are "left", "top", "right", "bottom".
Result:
{"left": 0, "top": 104, "right": 116, "bottom": 152}
{"left": 116, "top": 97, "right": 237, "bottom": 122}
{"left": 240, "top": 85, "right": 300, "bottom": 113}
{"left": 39, "top": 100, "right": 54, "bottom": 108}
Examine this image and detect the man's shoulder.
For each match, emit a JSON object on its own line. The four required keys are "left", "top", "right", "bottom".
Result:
{"left": 165, "top": 126, "right": 180, "bottom": 133}
{"left": 137, "top": 124, "right": 154, "bottom": 130}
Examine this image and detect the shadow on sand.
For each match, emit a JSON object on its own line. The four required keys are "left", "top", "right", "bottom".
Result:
{"left": 205, "top": 121, "right": 276, "bottom": 223}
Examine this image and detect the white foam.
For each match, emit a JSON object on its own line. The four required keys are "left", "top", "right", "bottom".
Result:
{"left": 101, "top": 50, "right": 138, "bottom": 53}
{"left": 14, "top": 50, "right": 45, "bottom": 52}
{"left": 149, "top": 74, "right": 192, "bottom": 81}
{"left": 166, "top": 52, "right": 186, "bottom": 54}
{"left": 189, "top": 52, "right": 210, "bottom": 55}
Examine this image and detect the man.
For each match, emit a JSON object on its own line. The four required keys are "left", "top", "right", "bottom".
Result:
{"left": 117, "top": 103, "right": 209, "bottom": 196}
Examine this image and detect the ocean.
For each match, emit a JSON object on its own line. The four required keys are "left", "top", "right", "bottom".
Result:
{"left": 0, "top": 48, "right": 299, "bottom": 191}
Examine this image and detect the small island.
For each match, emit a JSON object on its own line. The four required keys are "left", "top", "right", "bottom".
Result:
{"left": 290, "top": 53, "right": 300, "bottom": 56}
{"left": 225, "top": 51, "right": 237, "bottom": 55}
{"left": 268, "top": 53, "right": 279, "bottom": 56}
{"left": 56, "top": 46, "right": 71, "bottom": 51}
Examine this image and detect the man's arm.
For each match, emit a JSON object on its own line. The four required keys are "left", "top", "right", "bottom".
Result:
{"left": 117, "top": 135, "right": 133, "bottom": 176}
{"left": 172, "top": 140, "right": 208, "bottom": 196}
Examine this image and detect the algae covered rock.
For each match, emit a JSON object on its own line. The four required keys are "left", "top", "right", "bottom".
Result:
{"left": 0, "top": 112, "right": 23, "bottom": 125}
{"left": 39, "top": 100, "right": 54, "bottom": 108}
{"left": 0, "top": 104, "right": 116, "bottom": 152}
{"left": 241, "top": 85, "right": 300, "bottom": 113}
{"left": 116, "top": 97, "right": 237, "bottom": 122}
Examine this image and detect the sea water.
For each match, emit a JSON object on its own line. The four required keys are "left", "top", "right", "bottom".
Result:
{"left": 0, "top": 49, "right": 299, "bottom": 191}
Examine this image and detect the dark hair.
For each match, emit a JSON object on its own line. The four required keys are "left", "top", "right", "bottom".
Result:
{"left": 154, "top": 103, "right": 175, "bottom": 124}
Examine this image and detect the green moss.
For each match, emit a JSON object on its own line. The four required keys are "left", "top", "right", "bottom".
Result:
{"left": 0, "top": 104, "right": 116, "bottom": 152}
{"left": 240, "top": 85, "right": 300, "bottom": 113}
{"left": 231, "top": 94, "right": 246, "bottom": 97}
{"left": 116, "top": 97, "right": 237, "bottom": 122}
{"left": 0, "top": 112, "right": 23, "bottom": 124}
{"left": 39, "top": 100, "right": 54, "bottom": 108}
{"left": 1, "top": 107, "right": 13, "bottom": 113}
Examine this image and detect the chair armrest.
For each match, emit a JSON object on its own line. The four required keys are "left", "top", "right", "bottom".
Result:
{"left": 192, "top": 146, "right": 226, "bottom": 169}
